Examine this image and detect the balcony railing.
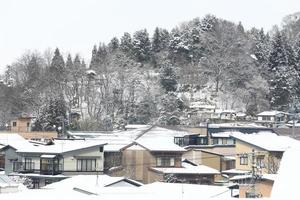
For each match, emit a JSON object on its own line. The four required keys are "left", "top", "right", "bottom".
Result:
{"left": 13, "top": 162, "right": 35, "bottom": 173}
{"left": 40, "top": 163, "right": 63, "bottom": 175}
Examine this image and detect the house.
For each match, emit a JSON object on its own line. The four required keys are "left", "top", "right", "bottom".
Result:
{"left": 149, "top": 161, "right": 220, "bottom": 185}
{"left": 219, "top": 110, "right": 237, "bottom": 120}
{"left": 188, "top": 102, "right": 216, "bottom": 120}
{"left": 229, "top": 174, "right": 276, "bottom": 198}
{"left": 118, "top": 139, "right": 186, "bottom": 183}
{"left": 0, "top": 133, "right": 34, "bottom": 175}
{"left": 9, "top": 115, "right": 33, "bottom": 132}
{"left": 183, "top": 149, "right": 235, "bottom": 173}
{"left": 8, "top": 115, "right": 57, "bottom": 140}
{"left": 232, "top": 132, "right": 299, "bottom": 174}
{"left": 256, "top": 110, "right": 290, "bottom": 127}
{"left": 13, "top": 139, "right": 106, "bottom": 176}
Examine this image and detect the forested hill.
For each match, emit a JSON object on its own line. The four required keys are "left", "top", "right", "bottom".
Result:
{"left": 1, "top": 13, "right": 300, "bottom": 131}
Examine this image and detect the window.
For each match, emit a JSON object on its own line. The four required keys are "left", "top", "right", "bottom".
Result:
{"left": 212, "top": 138, "right": 218, "bottom": 145}
{"left": 240, "top": 154, "right": 248, "bottom": 165}
{"left": 222, "top": 138, "right": 228, "bottom": 145}
{"left": 99, "top": 146, "right": 104, "bottom": 152}
{"left": 174, "top": 137, "right": 185, "bottom": 146}
{"left": 156, "top": 157, "right": 175, "bottom": 167}
{"left": 25, "top": 158, "right": 32, "bottom": 170}
{"left": 77, "top": 159, "right": 96, "bottom": 171}
{"left": 256, "top": 156, "right": 265, "bottom": 168}
{"left": 196, "top": 137, "right": 208, "bottom": 145}
{"left": 12, "top": 122, "right": 17, "bottom": 127}
{"left": 262, "top": 116, "right": 271, "bottom": 121}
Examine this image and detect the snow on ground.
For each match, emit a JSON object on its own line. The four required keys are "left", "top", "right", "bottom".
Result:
{"left": 0, "top": 179, "right": 232, "bottom": 200}
{"left": 271, "top": 146, "right": 300, "bottom": 199}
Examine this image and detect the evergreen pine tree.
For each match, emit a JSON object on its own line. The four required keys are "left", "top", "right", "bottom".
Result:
{"left": 90, "top": 45, "right": 98, "bottom": 69}
{"left": 120, "top": 32, "right": 133, "bottom": 56}
{"left": 159, "top": 61, "right": 178, "bottom": 93}
{"left": 132, "top": 29, "right": 151, "bottom": 62}
{"left": 268, "top": 31, "right": 296, "bottom": 110}
{"left": 108, "top": 37, "right": 119, "bottom": 52}
{"left": 49, "top": 48, "right": 65, "bottom": 92}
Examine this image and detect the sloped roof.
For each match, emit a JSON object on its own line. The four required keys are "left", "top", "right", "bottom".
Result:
{"left": 151, "top": 161, "right": 219, "bottom": 175}
{"left": 17, "top": 139, "right": 106, "bottom": 154}
{"left": 257, "top": 110, "right": 288, "bottom": 116}
{"left": 232, "top": 132, "right": 300, "bottom": 152}
{"left": 0, "top": 133, "right": 33, "bottom": 150}
{"left": 123, "top": 139, "right": 186, "bottom": 152}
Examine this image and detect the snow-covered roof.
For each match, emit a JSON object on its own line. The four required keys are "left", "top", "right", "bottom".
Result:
{"left": 211, "top": 132, "right": 232, "bottom": 138}
{"left": 0, "top": 133, "right": 33, "bottom": 150}
{"left": 222, "top": 168, "right": 250, "bottom": 174}
{"left": 17, "top": 139, "right": 106, "bottom": 154}
{"left": 0, "top": 179, "right": 232, "bottom": 200}
{"left": 189, "top": 102, "right": 216, "bottom": 109}
{"left": 232, "top": 132, "right": 300, "bottom": 152}
{"left": 151, "top": 162, "right": 219, "bottom": 175}
{"left": 229, "top": 174, "right": 276, "bottom": 182}
{"left": 126, "top": 139, "right": 186, "bottom": 152}
{"left": 44, "top": 175, "right": 143, "bottom": 191}
{"left": 257, "top": 110, "right": 288, "bottom": 116}
{"left": 125, "top": 124, "right": 152, "bottom": 129}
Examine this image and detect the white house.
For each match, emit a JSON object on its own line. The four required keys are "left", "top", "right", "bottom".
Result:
{"left": 256, "top": 111, "right": 290, "bottom": 127}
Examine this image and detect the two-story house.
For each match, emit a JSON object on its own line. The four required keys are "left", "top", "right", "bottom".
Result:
{"left": 231, "top": 132, "right": 298, "bottom": 174}
{"left": 13, "top": 139, "right": 106, "bottom": 176}
{"left": 117, "top": 138, "right": 219, "bottom": 184}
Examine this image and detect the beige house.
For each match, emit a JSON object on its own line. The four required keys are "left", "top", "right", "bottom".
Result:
{"left": 118, "top": 140, "right": 219, "bottom": 184}
{"left": 10, "top": 116, "right": 32, "bottom": 132}
{"left": 232, "top": 133, "right": 297, "bottom": 174}
{"left": 230, "top": 174, "right": 276, "bottom": 198}
{"left": 183, "top": 146, "right": 236, "bottom": 172}
{"left": 8, "top": 116, "right": 57, "bottom": 140}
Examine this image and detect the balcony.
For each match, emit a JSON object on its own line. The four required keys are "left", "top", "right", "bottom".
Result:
{"left": 13, "top": 162, "right": 35, "bottom": 173}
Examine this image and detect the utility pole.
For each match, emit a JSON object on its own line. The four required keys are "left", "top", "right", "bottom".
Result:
{"left": 247, "top": 149, "right": 260, "bottom": 198}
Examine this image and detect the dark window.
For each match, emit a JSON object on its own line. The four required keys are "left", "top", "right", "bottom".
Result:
{"left": 174, "top": 137, "right": 184, "bottom": 146}
{"left": 12, "top": 122, "right": 17, "bottom": 127}
{"left": 27, "top": 122, "right": 30, "bottom": 127}
{"left": 99, "top": 146, "right": 104, "bottom": 152}
{"left": 156, "top": 157, "right": 175, "bottom": 167}
{"left": 240, "top": 154, "right": 248, "bottom": 165}
{"left": 25, "top": 158, "right": 33, "bottom": 170}
{"left": 196, "top": 137, "right": 208, "bottom": 145}
{"left": 77, "top": 159, "right": 96, "bottom": 171}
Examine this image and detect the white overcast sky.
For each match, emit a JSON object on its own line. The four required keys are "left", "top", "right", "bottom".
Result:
{"left": 0, "top": 0, "right": 300, "bottom": 72}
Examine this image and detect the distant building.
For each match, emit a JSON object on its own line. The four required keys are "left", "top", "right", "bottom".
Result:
{"left": 256, "top": 111, "right": 290, "bottom": 127}
{"left": 7, "top": 115, "right": 57, "bottom": 140}
{"left": 10, "top": 116, "right": 33, "bottom": 132}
